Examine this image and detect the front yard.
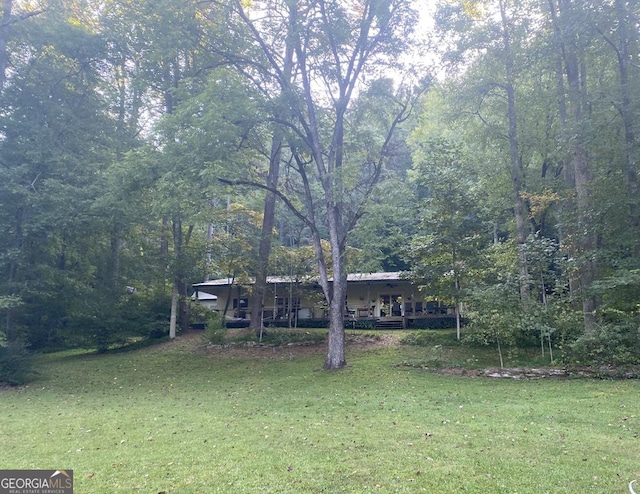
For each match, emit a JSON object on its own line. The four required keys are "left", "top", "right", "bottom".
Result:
{"left": 1, "top": 330, "right": 638, "bottom": 493}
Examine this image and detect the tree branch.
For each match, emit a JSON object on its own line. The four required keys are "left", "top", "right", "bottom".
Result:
{"left": 217, "top": 177, "right": 315, "bottom": 234}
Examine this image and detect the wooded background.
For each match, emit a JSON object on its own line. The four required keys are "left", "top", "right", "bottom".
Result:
{"left": 1, "top": 0, "right": 638, "bottom": 372}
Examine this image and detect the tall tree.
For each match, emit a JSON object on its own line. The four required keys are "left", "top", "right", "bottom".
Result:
{"left": 247, "top": 24, "right": 295, "bottom": 334}
{"left": 104, "top": 0, "right": 237, "bottom": 338}
{"left": 593, "top": 0, "right": 640, "bottom": 229}
{"left": 216, "top": 0, "right": 424, "bottom": 369}
{"left": 434, "top": 0, "right": 534, "bottom": 301}
{"left": 0, "top": 1, "right": 119, "bottom": 347}
{"left": 548, "top": 0, "right": 598, "bottom": 334}
{"left": 406, "top": 135, "right": 486, "bottom": 340}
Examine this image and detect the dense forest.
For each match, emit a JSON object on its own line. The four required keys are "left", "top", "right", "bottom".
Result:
{"left": 1, "top": 0, "right": 639, "bottom": 376}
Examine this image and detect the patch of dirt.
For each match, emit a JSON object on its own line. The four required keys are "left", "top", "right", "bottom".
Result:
{"left": 201, "top": 332, "right": 402, "bottom": 360}
{"left": 133, "top": 331, "right": 208, "bottom": 355}
{"left": 139, "top": 333, "right": 640, "bottom": 378}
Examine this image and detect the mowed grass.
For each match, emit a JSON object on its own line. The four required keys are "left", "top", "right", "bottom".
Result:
{"left": 1, "top": 332, "right": 639, "bottom": 493}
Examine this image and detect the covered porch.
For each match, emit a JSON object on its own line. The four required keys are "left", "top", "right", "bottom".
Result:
{"left": 192, "top": 272, "right": 456, "bottom": 329}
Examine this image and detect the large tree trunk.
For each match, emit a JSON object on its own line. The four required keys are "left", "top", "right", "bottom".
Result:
{"left": 324, "top": 207, "right": 347, "bottom": 369}
{"left": 325, "top": 274, "right": 347, "bottom": 369}
{"left": 553, "top": 0, "right": 597, "bottom": 334}
{"left": 322, "top": 170, "right": 349, "bottom": 369}
{"left": 169, "top": 218, "right": 181, "bottom": 340}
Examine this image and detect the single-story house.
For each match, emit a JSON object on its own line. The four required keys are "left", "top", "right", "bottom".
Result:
{"left": 193, "top": 272, "right": 456, "bottom": 329}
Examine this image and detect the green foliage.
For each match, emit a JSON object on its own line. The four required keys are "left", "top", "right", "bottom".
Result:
{"left": 0, "top": 295, "right": 21, "bottom": 311}
{"left": 0, "top": 339, "right": 34, "bottom": 386}
{"left": 405, "top": 135, "right": 487, "bottom": 309}
{"left": 401, "top": 329, "right": 459, "bottom": 347}
{"left": 591, "top": 269, "right": 640, "bottom": 316}
{"left": 66, "top": 306, "right": 127, "bottom": 354}
{"left": 569, "top": 317, "right": 640, "bottom": 365}
{"left": 462, "top": 282, "right": 520, "bottom": 367}
{"left": 407, "top": 317, "right": 460, "bottom": 329}
{"left": 58, "top": 288, "right": 171, "bottom": 351}
{"left": 117, "top": 289, "right": 172, "bottom": 340}
{"left": 255, "top": 329, "right": 326, "bottom": 346}
{"left": 464, "top": 283, "right": 520, "bottom": 345}
{"left": 204, "top": 311, "right": 227, "bottom": 344}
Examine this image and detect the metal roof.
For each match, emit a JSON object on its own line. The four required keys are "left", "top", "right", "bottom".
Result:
{"left": 193, "top": 272, "right": 408, "bottom": 289}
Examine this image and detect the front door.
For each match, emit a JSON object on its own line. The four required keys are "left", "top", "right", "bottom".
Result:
{"left": 379, "top": 294, "right": 402, "bottom": 317}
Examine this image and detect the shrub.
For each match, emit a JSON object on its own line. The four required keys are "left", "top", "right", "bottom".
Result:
{"left": 264, "top": 318, "right": 329, "bottom": 328}
{"left": 462, "top": 283, "right": 523, "bottom": 368}
{"left": 204, "top": 311, "right": 227, "bottom": 344}
{"left": 401, "top": 330, "right": 458, "bottom": 347}
{"left": 117, "top": 289, "right": 171, "bottom": 339}
{"left": 569, "top": 317, "right": 640, "bottom": 365}
{"left": 408, "top": 317, "right": 462, "bottom": 329}
{"left": 258, "top": 330, "right": 326, "bottom": 346}
{"left": 0, "top": 339, "right": 34, "bottom": 386}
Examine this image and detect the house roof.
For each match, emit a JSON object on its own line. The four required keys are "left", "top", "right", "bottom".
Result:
{"left": 193, "top": 272, "right": 408, "bottom": 290}
{"left": 346, "top": 272, "right": 406, "bottom": 282}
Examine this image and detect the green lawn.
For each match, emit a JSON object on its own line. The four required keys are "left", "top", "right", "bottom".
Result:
{"left": 1, "top": 332, "right": 639, "bottom": 493}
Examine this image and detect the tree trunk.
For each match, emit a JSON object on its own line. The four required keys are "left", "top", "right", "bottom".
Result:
{"left": 499, "top": 0, "right": 530, "bottom": 302}
{"left": 548, "top": 0, "right": 579, "bottom": 303}
{"left": 574, "top": 144, "right": 597, "bottom": 334}
{"left": 551, "top": 0, "right": 597, "bottom": 334}
{"left": 222, "top": 274, "right": 235, "bottom": 318}
{"left": 178, "top": 277, "right": 189, "bottom": 333}
{"left": 323, "top": 201, "right": 348, "bottom": 369}
{"left": 205, "top": 216, "right": 214, "bottom": 281}
{"left": 250, "top": 134, "right": 283, "bottom": 333}
{"left": 169, "top": 284, "right": 178, "bottom": 339}
{"left": 453, "top": 246, "right": 462, "bottom": 341}
{"left": 249, "top": 6, "right": 294, "bottom": 334}
{"left": 612, "top": 0, "right": 639, "bottom": 227}
{"left": 109, "top": 224, "right": 122, "bottom": 287}
{"left": 325, "top": 270, "right": 347, "bottom": 370}
{"left": 455, "top": 303, "right": 462, "bottom": 342}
